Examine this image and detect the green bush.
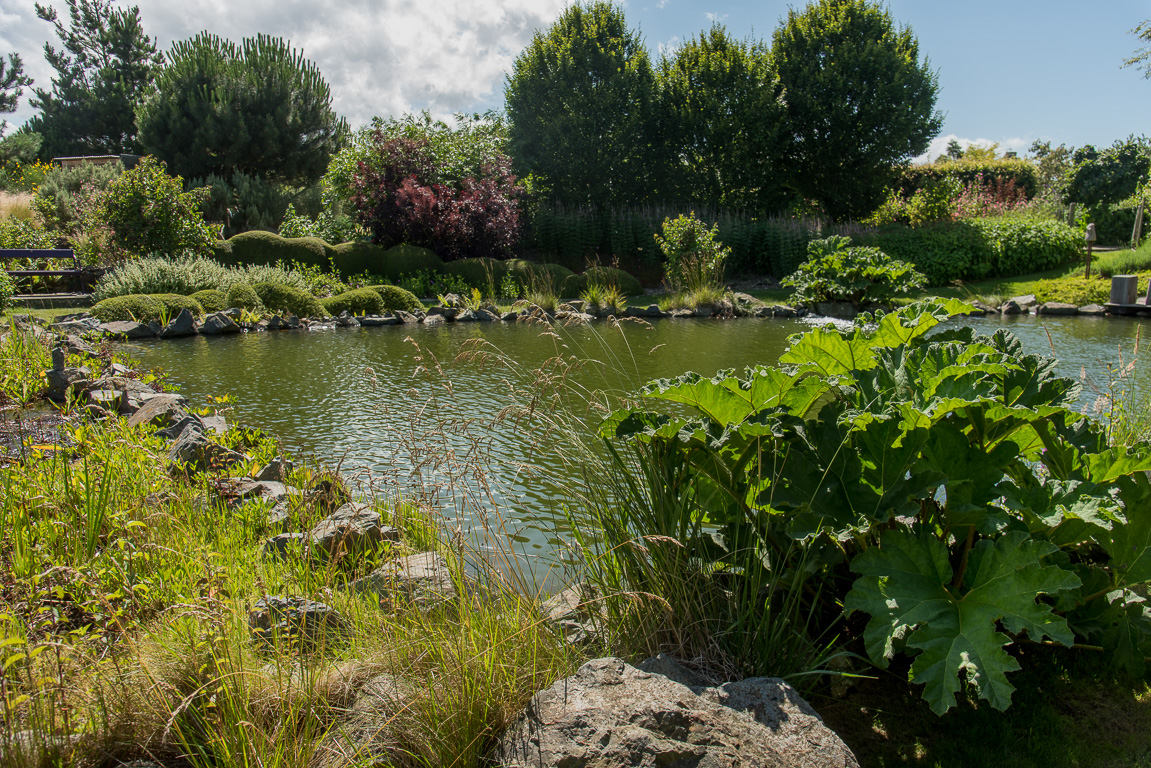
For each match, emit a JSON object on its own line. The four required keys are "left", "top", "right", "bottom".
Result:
{"left": 897, "top": 158, "right": 1039, "bottom": 199}
{"left": 92, "top": 255, "right": 228, "bottom": 301}
{"left": 98, "top": 156, "right": 216, "bottom": 259}
{"left": 1084, "top": 201, "right": 1138, "bottom": 246}
{"left": 653, "top": 213, "right": 730, "bottom": 292}
{"left": 0, "top": 271, "right": 14, "bottom": 313}
{"left": 0, "top": 217, "right": 56, "bottom": 249}
{"left": 567, "top": 267, "right": 643, "bottom": 297}
{"left": 329, "top": 241, "right": 388, "bottom": 277}
{"left": 152, "top": 293, "right": 205, "bottom": 319}
{"left": 363, "top": 285, "right": 424, "bottom": 313}
{"left": 190, "top": 289, "right": 227, "bottom": 313}
{"left": 209, "top": 240, "right": 233, "bottom": 263}
{"left": 252, "top": 282, "right": 326, "bottom": 317}
{"left": 1030, "top": 276, "right": 1111, "bottom": 306}
{"left": 224, "top": 282, "right": 263, "bottom": 312}
{"left": 379, "top": 244, "right": 444, "bottom": 281}
{"left": 92, "top": 294, "right": 165, "bottom": 322}
{"left": 31, "top": 160, "right": 122, "bottom": 233}
{"left": 783, "top": 235, "right": 926, "bottom": 306}
{"left": 222, "top": 231, "right": 331, "bottom": 270}
{"left": 441, "top": 257, "right": 507, "bottom": 288}
{"left": 321, "top": 286, "right": 385, "bottom": 316}
{"left": 977, "top": 218, "right": 1080, "bottom": 277}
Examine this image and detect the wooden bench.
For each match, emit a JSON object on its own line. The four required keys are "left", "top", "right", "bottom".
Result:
{"left": 0, "top": 249, "right": 83, "bottom": 293}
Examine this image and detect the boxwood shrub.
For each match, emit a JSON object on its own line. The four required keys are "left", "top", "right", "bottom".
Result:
{"left": 252, "top": 282, "right": 327, "bottom": 318}
{"left": 220, "top": 231, "right": 333, "bottom": 270}
{"left": 153, "top": 294, "right": 206, "bottom": 319}
{"left": 321, "top": 287, "right": 385, "bottom": 316}
{"left": 564, "top": 266, "right": 644, "bottom": 297}
{"left": 441, "top": 257, "right": 507, "bottom": 287}
{"left": 92, "top": 294, "right": 165, "bottom": 322}
{"left": 225, "top": 282, "right": 264, "bottom": 311}
{"left": 362, "top": 285, "right": 424, "bottom": 313}
{"left": 190, "top": 289, "right": 227, "bottom": 313}
{"left": 379, "top": 244, "right": 444, "bottom": 281}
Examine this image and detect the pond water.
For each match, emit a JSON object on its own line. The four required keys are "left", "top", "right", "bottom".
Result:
{"left": 122, "top": 311, "right": 1151, "bottom": 571}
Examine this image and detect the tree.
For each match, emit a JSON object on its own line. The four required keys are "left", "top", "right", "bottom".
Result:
{"left": 1124, "top": 20, "right": 1151, "bottom": 77}
{"left": 0, "top": 53, "right": 32, "bottom": 133}
{"left": 26, "top": 0, "right": 162, "bottom": 158}
{"left": 136, "top": 33, "right": 348, "bottom": 187}
{"left": 656, "top": 25, "right": 788, "bottom": 210}
{"left": 505, "top": 2, "right": 658, "bottom": 207}
{"left": 943, "top": 138, "right": 963, "bottom": 161}
{"left": 1064, "top": 136, "right": 1150, "bottom": 208}
{"left": 772, "top": 0, "right": 941, "bottom": 221}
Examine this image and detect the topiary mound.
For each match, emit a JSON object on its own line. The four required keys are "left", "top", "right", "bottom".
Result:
{"left": 321, "top": 287, "right": 385, "bottom": 316}
{"left": 222, "top": 231, "right": 332, "bottom": 270}
{"left": 362, "top": 284, "right": 424, "bottom": 313}
{"left": 252, "top": 282, "right": 327, "bottom": 318}
{"left": 379, "top": 244, "right": 444, "bottom": 281}
{"left": 92, "top": 294, "right": 165, "bottom": 322}
{"left": 441, "top": 257, "right": 507, "bottom": 288}
{"left": 153, "top": 294, "right": 206, "bottom": 319}
{"left": 507, "top": 260, "right": 577, "bottom": 294}
{"left": 190, "top": 289, "right": 227, "bottom": 314}
{"left": 329, "top": 242, "right": 388, "bottom": 278}
{"left": 225, "top": 282, "right": 264, "bottom": 312}
{"left": 563, "top": 267, "right": 643, "bottom": 298}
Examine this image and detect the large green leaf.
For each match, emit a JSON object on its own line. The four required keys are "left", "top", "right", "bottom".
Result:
{"left": 845, "top": 530, "right": 1080, "bottom": 715}
{"left": 1101, "top": 472, "right": 1151, "bottom": 587}
{"left": 639, "top": 367, "right": 829, "bottom": 425}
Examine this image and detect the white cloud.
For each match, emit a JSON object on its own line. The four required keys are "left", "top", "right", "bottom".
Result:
{"left": 1, "top": 0, "right": 568, "bottom": 129}
{"left": 656, "top": 0, "right": 670, "bottom": 9}
{"left": 657, "top": 35, "right": 681, "bottom": 59}
{"left": 916, "top": 133, "right": 1034, "bottom": 164}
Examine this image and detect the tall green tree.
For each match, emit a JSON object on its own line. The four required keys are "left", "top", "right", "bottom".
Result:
{"left": 505, "top": 2, "right": 658, "bottom": 207}
{"left": 136, "top": 33, "right": 347, "bottom": 187}
{"left": 27, "top": 0, "right": 162, "bottom": 158}
{"left": 772, "top": 0, "right": 941, "bottom": 221}
{"left": 0, "top": 53, "right": 32, "bottom": 123}
{"left": 656, "top": 25, "right": 787, "bottom": 210}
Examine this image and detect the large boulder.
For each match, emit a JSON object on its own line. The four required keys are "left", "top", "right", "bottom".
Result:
{"left": 249, "top": 595, "right": 344, "bottom": 649}
{"left": 200, "top": 312, "right": 241, "bottom": 335}
{"left": 159, "top": 308, "right": 198, "bottom": 338}
{"left": 352, "top": 552, "right": 455, "bottom": 609}
{"left": 309, "top": 503, "right": 399, "bottom": 559}
{"left": 126, "top": 394, "right": 188, "bottom": 429}
{"left": 493, "top": 657, "right": 858, "bottom": 768}
{"left": 168, "top": 426, "right": 245, "bottom": 473}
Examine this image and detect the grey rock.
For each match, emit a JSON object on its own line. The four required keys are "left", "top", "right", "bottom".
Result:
{"left": 263, "top": 532, "right": 308, "bottom": 559}
{"left": 814, "top": 301, "right": 857, "bottom": 319}
{"left": 440, "top": 292, "right": 465, "bottom": 308}
{"left": 1009, "top": 293, "right": 1037, "bottom": 308}
{"left": 99, "top": 320, "right": 154, "bottom": 339}
{"left": 11, "top": 313, "right": 48, "bottom": 327}
{"left": 427, "top": 306, "right": 458, "bottom": 320}
{"left": 1036, "top": 302, "right": 1079, "bottom": 316}
{"left": 542, "top": 582, "right": 601, "bottom": 644}
{"left": 201, "top": 414, "right": 228, "bottom": 435}
{"left": 201, "top": 312, "right": 241, "bottom": 335}
{"left": 566, "top": 300, "right": 587, "bottom": 312}
{"left": 494, "top": 657, "right": 858, "bottom": 768}
{"left": 625, "top": 304, "right": 665, "bottom": 318}
{"left": 694, "top": 304, "right": 717, "bottom": 317}
{"left": 1080, "top": 303, "right": 1107, "bottom": 316}
{"left": 126, "top": 394, "right": 188, "bottom": 429}
{"left": 476, "top": 309, "right": 499, "bottom": 322}
{"left": 266, "top": 315, "right": 284, "bottom": 331}
{"left": 160, "top": 308, "right": 198, "bottom": 338}
{"left": 668, "top": 308, "right": 695, "bottom": 319}
{"left": 61, "top": 334, "right": 97, "bottom": 357}
{"left": 499, "top": 310, "right": 519, "bottom": 322}
{"left": 89, "top": 375, "right": 157, "bottom": 397}
{"left": 51, "top": 346, "right": 66, "bottom": 371}
{"left": 48, "top": 318, "right": 100, "bottom": 334}
{"left": 395, "top": 311, "right": 420, "bottom": 324}
{"left": 454, "top": 309, "right": 477, "bottom": 322}
{"left": 249, "top": 596, "right": 344, "bottom": 648}
{"left": 352, "top": 552, "right": 455, "bottom": 608}
{"left": 335, "top": 311, "right": 360, "bottom": 328}
{"left": 87, "top": 389, "right": 122, "bottom": 411}
{"left": 309, "top": 502, "right": 399, "bottom": 558}
{"left": 44, "top": 367, "right": 90, "bottom": 402}
{"left": 256, "top": 457, "right": 294, "bottom": 482}
{"left": 168, "top": 428, "right": 245, "bottom": 473}
{"left": 148, "top": 319, "right": 163, "bottom": 335}
{"left": 284, "top": 315, "right": 301, "bottom": 329}
{"left": 422, "top": 313, "right": 446, "bottom": 326}
{"left": 223, "top": 307, "right": 243, "bottom": 319}
{"left": 970, "top": 301, "right": 998, "bottom": 315}
{"left": 215, "top": 477, "right": 298, "bottom": 510}
{"left": 1000, "top": 299, "right": 1023, "bottom": 315}
{"left": 155, "top": 414, "right": 205, "bottom": 440}
{"left": 358, "top": 315, "right": 400, "bottom": 327}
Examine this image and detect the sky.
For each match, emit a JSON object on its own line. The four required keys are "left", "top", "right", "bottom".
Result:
{"left": 0, "top": 0, "right": 1148, "bottom": 161}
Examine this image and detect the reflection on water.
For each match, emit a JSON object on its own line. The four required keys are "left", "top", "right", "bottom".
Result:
{"left": 124, "top": 312, "right": 1151, "bottom": 566}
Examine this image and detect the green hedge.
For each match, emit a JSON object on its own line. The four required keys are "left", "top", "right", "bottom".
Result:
{"left": 896, "top": 159, "right": 1040, "bottom": 199}
{"left": 442, "top": 257, "right": 508, "bottom": 287}
{"left": 92, "top": 293, "right": 205, "bottom": 322}
{"left": 1084, "top": 202, "right": 1138, "bottom": 246}
{"left": 190, "top": 289, "right": 227, "bottom": 313}
{"left": 321, "top": 287, "right": 385, "bottom": 316}
{"left": 563, "top": 266, "right": 645, "bottom": 297}
{"left": 860, "top": 218, "right": 1080, "bottom": 285}
{"left": 362, "top": 285, "right": 424, "bottom": 313}
{"left": 225, "top": 282, "right": 264, "bottom": 312}
{"left": 252, "top": 282, "right": 327, "bottom": 318}
{"left": 217, "top": 231, "right": 332, "bottom": 270}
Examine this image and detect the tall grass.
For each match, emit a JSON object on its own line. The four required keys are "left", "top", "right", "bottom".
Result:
{"left": 93, "top": 256, "right": 313, "bottom": 302}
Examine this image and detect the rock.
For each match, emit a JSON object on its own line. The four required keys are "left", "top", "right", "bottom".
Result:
{"left": 214, "top": 477, "right": 298, "bottom": 510}
{"left": 1009, "top": 293, "right": 1037, "bottom": 308}
{"left": 394, "top": 311, "right": 420, "bottom": 324}
{"left": 427, "top": 306, "right": 458, "bottom": 321}
{"left": 1000, "top": 299, "right": 1023, "bottom": 315}
{"left": 500, "top": 310, "right": 519, "bottom": 322}
{"left": 87, "top": 389, "right": 122, "bottom": 411}
{"left": 126, "top": 394, "right": 188, "bottom": 428}
{"left": 541, "top": 582, "right": 601, "bottom": 644}
{"left": 1080, "top": 303, "right": 1107, "bottom": 316}
{"left": 1036, "top": 302, "right": 1079, "bottom": 316}
{"left": 624, "top": 304, "right": 665, "bottom": 319}
{"left": 160, "top": 308, "right": 198, "bottom": 338}
{"left": 422, "top": 313, "right": 446, "bottom": 326}
{"left": 970, "top": 301, "right": 997, "bottom": 315}
{"left": 200, "top": 312, "right": 241, "bottom": 335}
{"left": 335, "top": 311, "right": 360, "bottom": 328}
{"left": 11, "top": 313, "right": 48, "bottom": 328}
{"left": 249, "top": 596, "right": 344, "bottom": 648}
{"left": 201, "top": 414, "right": 228, "bottom": 435}
{"left": 309, "top": 502, "right": 399, "bottom": 559}
{"left": 475, "top": 309, "right": 499, "bottom": 322}
{"left": 352, "top": 552, "right": 455, "bottom": 608}
{"left": 359, "top": 315, "right": 400, "bottom": 327}
{"left": 99, "top": 320, "right": 154, "bottom": 339}
{"left": 814, "top": 301, "right": 857, "bottom": 319}
{"left": 50, "top": 346, "right": 66, "bottom": 371}
{"left": 454, "top": 309, "right": 477, "bottom": 322}
{"left": 668, "top": 308, "right": 695, "bottom": 319}
{"left": 440, "top": 292, "right": 465, "bottom": 308}
{"left": 44, "top": 367, "right": 90, "bottom": 402}
{"left": 314, "top": 673, "right": 415, "bottom": 767}
{"left": 60, "top": 334, "right": 97, "bottom": 357}
{"left": 155, "top": 414, "right": 205, "bottom": 440}
{"left": 48, "top": 318, "right": 100, "bottom": 334}
{"left": 256, "top": 457, "right": 294, "bottom": 482}
{"left": 263, "top": 532, "right": 308, "bottom": 559}
{"left": 284, "top": 315, "right": 301, "bottom": 329}
{"left": 493, "top": 657, "right": 859, "bottom": 768}
{"left": 168, "top": 428, "right": 245, "bottom": 473}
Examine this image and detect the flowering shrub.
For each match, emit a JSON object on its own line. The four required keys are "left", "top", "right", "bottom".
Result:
{"left": 869, "top": 172, "right": 1033, "bottom": 226}
{"left": 347, "top": 129, "right": 523, "bottom": 261}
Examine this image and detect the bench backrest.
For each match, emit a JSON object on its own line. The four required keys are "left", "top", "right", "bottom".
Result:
{"left": 0, "top": 249, "right": 77, "bottom": 264}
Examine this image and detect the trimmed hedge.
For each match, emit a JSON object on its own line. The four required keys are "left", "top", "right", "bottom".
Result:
{"left": 225, "top": 282, "right": 264, "bottom": 312}
{"left": 442, "top": 257, "right": 508, "bottom": 287}
{"left": 218, "top": 231, "right": 332, "bottom": 270}
{"left": 859, "top": 218, "right": 1079, "bottom": 285}
{"left": 563, "top": 266, "right": 644, "bottom": 297}
{"left": 190, "top": 289, "right": 227, "bottom": 313}
{"left": 329, "top": 242, "right": 387, "bottom": 277}
{"left": 896, "top": 159, "right": 1040, "bottom": 199}
{"left": 378, "top": 244, "right": 444, "bottom": 281}
{"left": 252, "top": 282, "right": 327, "bottom": 318}
{"left": 92, "top": 293, "right": 204, "bottom": 322}
{"left": 321, "top": 287, "right": 385, "bottom": 316}
{"left": 362, "top": 285, "right": 424, "bottom": 313}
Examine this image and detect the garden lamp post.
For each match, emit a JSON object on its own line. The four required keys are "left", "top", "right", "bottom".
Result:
{"left": 1085, "top": 223, "right": 1096, "bottom": 279}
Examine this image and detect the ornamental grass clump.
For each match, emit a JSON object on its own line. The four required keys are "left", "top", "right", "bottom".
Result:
{"left": 783, "top": 235, "right": 925, "bottom": 307}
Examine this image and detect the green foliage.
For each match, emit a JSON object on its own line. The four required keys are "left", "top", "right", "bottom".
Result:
{"left": 363, "top": 284, "right": 424, "bottom": 313}
{"left": 1083, "top": 200, "right": 1138, "bottom": 246}
{"left": 1065, "top": 137, "right": 1151, "bottom": 208}
{"left": 0, "top": 217, "right": 56, "bottom": 249}
{"left": 91, "top": 293, "right": 164, "bottom": 322}
{"left": 328, "top": 241, "right": 385, "bottom": 278}
{"left": 221, "top": 230, "right": 330, "bottom": 270}
{"left": 506, "top": 2, "right": 659, "bottom": 206}
{"left": 320, "top": 286, "right": 384, "bottom": 316}
{"left": 26, "top": 0, "right": 162, "bottom": 157}
{"left": 653, "top": 212, "right": 730, "bottom": 291}
{"left": 655, "top": 25, "right": 786, "bottom": 210}
{"left": 783, "top": 235, "right": 925, "bottom": 305}
{"left": 597, "top": 299, "right": 1151, "bottom": 714}
{"left": 31, "top": 160, "right": 121, "bottom": 233}
{"left": 1029, "top": 276, "right": 1110, "bottom": 307}
{"left": 189, "top": 288, "right": 226, "bottom": 313}
{"left": 0, "top": 53, "right": 31, "bottom": 128}
{"left": 91, "top": 254, "right": 311, "bottom": 301}
{"left": 377, "top": 244, "right": 445, "bottom": 281}
{"left": 0, "top": 269, "right": 14, "bottom": 312}
{"left": 772, "top": 0, "right": 942, "bottom": 220}
{"left": 278, "top": 202, "right": 362, "bottom": 244}
{"left": 197, "top": 170, "right": 300, "bottom": 236}
{"left": 223, "top": 282, "right": 262, "bottom": 312}
{"left": 251, "top": 281, "right": 326, "bottom": 317}
{"left": 898, "top": 158, "right": 1040, "bottom": 200}
{"left": 0, "top": 131, "right": 42, "bottom": 170}
{"left": 861, "top": 218, "right": 1080, "bottom": 285}
{"left": 136, "top": 32, "right": 347, "bottom": 185}
{"left": 563, "top": 266, "right": 644, "bottom": 297}
{"left": 152, "top": 292, "right": 204, "bottom": 318}
{"left": 97, "top": 156, "right": 214, "bottom": 258}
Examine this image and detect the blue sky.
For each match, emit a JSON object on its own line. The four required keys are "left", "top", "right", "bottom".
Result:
{"left": 0, "top": 0, "right": 1148, "bottom": 160}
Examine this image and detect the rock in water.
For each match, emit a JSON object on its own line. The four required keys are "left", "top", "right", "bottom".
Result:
{"left": 494, "top": 657, "right": 859, "bottom": 768}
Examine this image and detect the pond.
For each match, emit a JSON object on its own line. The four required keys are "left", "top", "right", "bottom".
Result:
{"left": 122, "top": 311, "right": 1151, "bottom": 571}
